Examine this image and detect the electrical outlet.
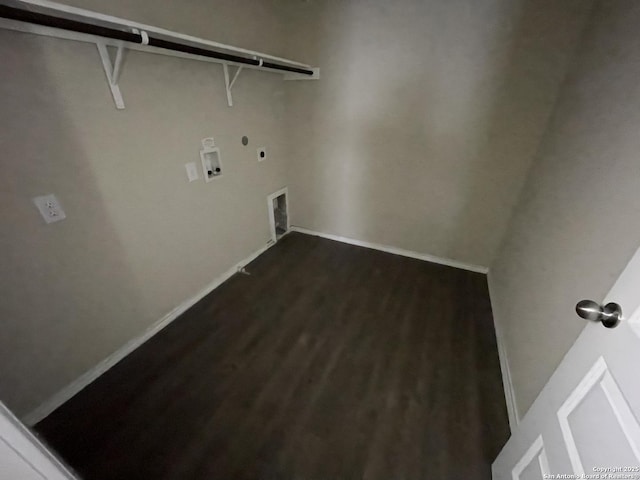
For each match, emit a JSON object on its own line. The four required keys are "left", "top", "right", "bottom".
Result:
{"left": 33, "top": 194, "right": 66, "bottom": 224}
{"left": 257, "top": 147, "right": 267, "bottom": 162}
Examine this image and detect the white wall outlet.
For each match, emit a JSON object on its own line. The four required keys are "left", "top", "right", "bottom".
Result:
{"left": 257, "top": 147, "right": 267, "bottom": 162}
{"left": 33, "top": 194, "right": 66, "bottom": 224}
{"left": 185, "top": 162, "right": 199, "bottom": 182}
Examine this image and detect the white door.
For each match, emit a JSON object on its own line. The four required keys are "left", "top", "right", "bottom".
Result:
{"left": 0, "top": 402, "right": 77, "bottom": 480}
{"left": 493, "top": 247, "right": 640, "bottom": 479}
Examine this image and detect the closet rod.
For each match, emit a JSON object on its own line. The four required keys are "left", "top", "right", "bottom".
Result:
{"left": 0, "top": 4, "right": 314, "bottom": 76}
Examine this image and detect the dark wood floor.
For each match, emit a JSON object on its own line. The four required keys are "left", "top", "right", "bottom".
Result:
{"left": 36, "top": 232, "right": 509, "bottom": 480}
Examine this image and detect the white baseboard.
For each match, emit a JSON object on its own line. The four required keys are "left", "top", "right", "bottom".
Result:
{"left": 22, "top": 240, "right": 275, "bottom": 427}
{"left": 487, "top": 276, "right": 519, "bottom": 432}
{"left": 290, "top": 226, "right": 489, "bottom": 274}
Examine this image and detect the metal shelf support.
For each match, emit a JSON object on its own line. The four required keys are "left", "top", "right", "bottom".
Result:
{"left": 96, "top": 42, "right": 126, "bottom": 109}
{"left": 223, "top": 64, "right": 243, "bottom": 107}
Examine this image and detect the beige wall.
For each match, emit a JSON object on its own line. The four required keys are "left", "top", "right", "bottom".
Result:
{"left": 281, "top": 0, "right": 593, "bottom": 267}
{"left": 4, "top": 0, "right": 630, "bottom": 426}
{"left": 489, "top": 0, "right": 640, "bottom": 418}
{"left": 0, "top": 1, "right": 288, "bottom": 417}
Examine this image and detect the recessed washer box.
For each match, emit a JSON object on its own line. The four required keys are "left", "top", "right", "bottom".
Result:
{"left": 200, "top": 147, "right": 222, "bottom": 182}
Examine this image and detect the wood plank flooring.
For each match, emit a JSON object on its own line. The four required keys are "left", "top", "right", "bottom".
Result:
{"left": 36, "top": 232, "right": 509, "bottom": 480}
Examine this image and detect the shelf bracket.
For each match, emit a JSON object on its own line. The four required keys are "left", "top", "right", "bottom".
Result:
{"left": 223, "top": 63, "right": 243, "bottom": 107}
{"left": 96, "top": 42, "right": 126, "bottom": 110}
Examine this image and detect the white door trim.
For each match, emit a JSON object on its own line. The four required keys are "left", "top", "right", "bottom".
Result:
{"left": 493, "top": 318, "right": 520, "bottom": 432}
{"left": 488, "top": 278, "right": 520, "bottom": 432}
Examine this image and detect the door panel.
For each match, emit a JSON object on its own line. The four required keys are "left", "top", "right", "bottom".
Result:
{"left": 493, "top": 247, "right": 640, "bottom": 479}
{"left": 0, "top": 402, "right": 76, "bottom": 480}
{"left": 512, "top": 436, "right": 550, "bottom": 480}
{"left": 0, "top": 437, "right": 46, "bottom": 480}
{"left": 558, "top": 358, "right": 640, "bottom": 474}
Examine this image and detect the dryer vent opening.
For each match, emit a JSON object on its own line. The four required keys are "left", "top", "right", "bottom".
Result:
{"left": 267, "top": 188, "right": 289, "bottom": 242}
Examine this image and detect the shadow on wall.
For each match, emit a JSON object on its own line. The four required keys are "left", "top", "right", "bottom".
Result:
{"left": 0, "top": 33, "right": 145, "bottom": 417}
{"left": 283, "top": 0, "right": 595, "bottom": 267}
{"left": 446, "top": 0, "right": 596, "bottom": 265}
